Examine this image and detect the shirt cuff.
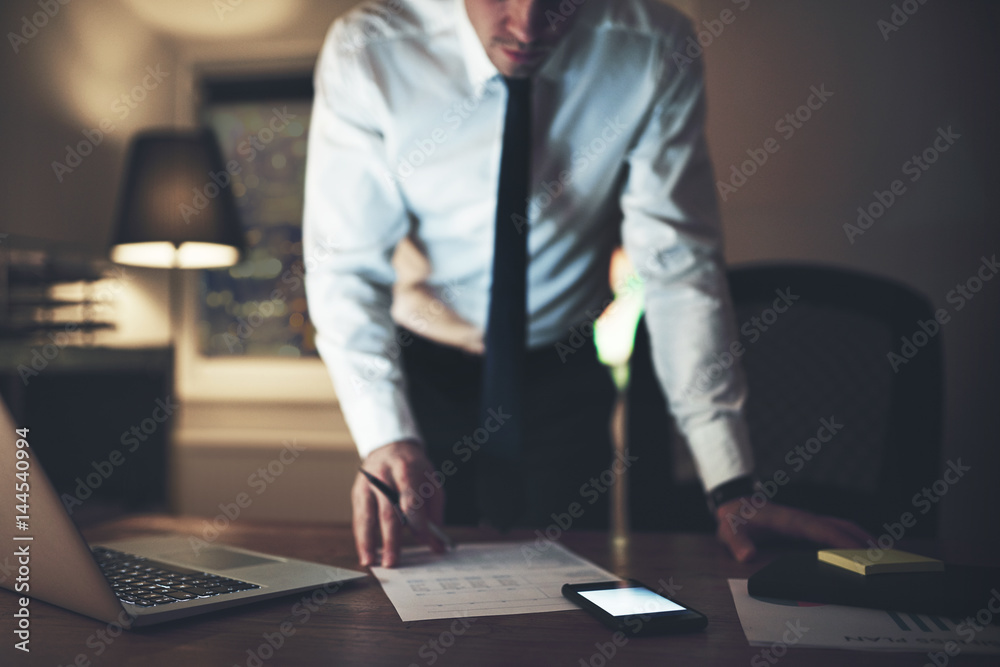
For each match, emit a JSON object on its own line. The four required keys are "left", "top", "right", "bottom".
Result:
{"left": 337, "top": 388, "right": 424, "bottom": 459}
{"left": 683, "top": 415, "right": 755, "bottom": 493}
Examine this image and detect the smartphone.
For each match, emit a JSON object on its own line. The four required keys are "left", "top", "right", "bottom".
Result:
{"left": 562, "top": 579, "right": 708, "bottom": 635}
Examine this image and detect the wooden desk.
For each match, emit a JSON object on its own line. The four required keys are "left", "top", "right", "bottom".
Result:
{"left": 2, "top": 515, "right": 995, "bottom": 666}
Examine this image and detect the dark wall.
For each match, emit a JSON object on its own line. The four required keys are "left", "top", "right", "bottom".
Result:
{"left": 701, "top": 0, "right": 1000, "bottom": 543}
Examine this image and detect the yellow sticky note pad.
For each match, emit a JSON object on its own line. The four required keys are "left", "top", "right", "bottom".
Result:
{"left": 817, "top": 549, "right": 944, "bottom": 575}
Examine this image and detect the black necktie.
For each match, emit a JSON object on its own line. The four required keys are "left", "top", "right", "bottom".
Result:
{"left": 478, "top": 77, "right": 531, "bottom": 529}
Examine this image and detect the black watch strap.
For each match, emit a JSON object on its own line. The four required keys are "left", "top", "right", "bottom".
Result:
{"left": 706, "top": 475, "right": 756, "bottom": 514}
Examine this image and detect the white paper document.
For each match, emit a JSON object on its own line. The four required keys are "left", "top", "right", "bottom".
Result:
{"left": 729, "top": 579, "right": 1000, "bottom": 654}
{"left": 371, "top": 541, "right": 618, "bottom": 622}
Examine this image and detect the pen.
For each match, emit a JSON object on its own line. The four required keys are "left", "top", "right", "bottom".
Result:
{"left": 359, "top": 468, "right": 456, "bottom": 551}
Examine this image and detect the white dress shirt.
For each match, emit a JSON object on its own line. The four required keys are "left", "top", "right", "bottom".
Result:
{"left": 303, "top": 0, "right": 754, "bottom": 492}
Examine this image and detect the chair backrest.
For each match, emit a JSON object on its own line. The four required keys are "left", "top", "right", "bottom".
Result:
{"left": 727, "top": 263, "right": 943, "bottom": 538}
{"left": 626, "top": 263, "right": 943, "bottom": 538}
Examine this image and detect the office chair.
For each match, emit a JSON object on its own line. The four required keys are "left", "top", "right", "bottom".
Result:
{"left": 627, "top": 263, "right": 944, "bottom": 539}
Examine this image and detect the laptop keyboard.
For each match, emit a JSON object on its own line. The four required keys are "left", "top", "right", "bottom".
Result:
{"left": 92, "top": 547, "right": 261, "bottom": 607}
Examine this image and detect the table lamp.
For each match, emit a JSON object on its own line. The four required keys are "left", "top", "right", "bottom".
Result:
{"left": 110, "top": 129, "right": 243, "bottom": 269}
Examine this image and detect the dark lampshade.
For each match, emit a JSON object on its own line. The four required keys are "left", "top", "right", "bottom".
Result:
{"left": 110, "top": 128, "right": 244, "bottom": 268}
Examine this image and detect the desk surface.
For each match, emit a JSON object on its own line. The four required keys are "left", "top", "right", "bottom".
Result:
{"left": 2, "top": 515, "right": 996, "bottom": 667}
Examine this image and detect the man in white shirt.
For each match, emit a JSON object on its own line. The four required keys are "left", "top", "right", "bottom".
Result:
{"left": 304, "top": 0, "right": 870, "bottom": 567}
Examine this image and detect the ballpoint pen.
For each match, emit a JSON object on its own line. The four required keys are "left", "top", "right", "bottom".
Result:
{"left": 359, "top": 468, "right": 456, "bottom": 551}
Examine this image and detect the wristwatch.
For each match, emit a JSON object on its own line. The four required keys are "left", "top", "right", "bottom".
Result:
{"left": 706, "top": 474, "right": 756, "bottom": 514}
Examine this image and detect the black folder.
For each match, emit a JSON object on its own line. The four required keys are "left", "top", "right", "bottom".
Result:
{"left": 747, "top": 553, "right": 1000, "bottom": 618}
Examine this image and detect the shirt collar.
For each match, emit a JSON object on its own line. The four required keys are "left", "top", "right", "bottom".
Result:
{"left": 454, "top": 0, "right": 501, "bottom": 93}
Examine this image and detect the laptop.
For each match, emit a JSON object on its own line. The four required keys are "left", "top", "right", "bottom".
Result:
{"left": 0, "top": 397, "right": 365, "bottom": 627}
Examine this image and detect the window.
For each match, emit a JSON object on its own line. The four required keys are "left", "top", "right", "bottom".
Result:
{"left": 198, "top": 75, "right": 316, "bottom": 358}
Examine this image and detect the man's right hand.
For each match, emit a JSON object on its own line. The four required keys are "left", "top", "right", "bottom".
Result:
{"left": 352, "top": 439, "right": 447, "bottom": 568}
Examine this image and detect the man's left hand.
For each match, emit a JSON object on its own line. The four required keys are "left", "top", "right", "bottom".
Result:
{"left": 715, "top": 498, "right": 873, "bottom": 563}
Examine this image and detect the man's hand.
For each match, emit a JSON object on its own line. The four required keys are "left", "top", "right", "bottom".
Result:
{"left": 715, "top": 498, "right": 873, "bottom": 563}
{"left": 352, "top": 440, "right": 447, "bottom": 568}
